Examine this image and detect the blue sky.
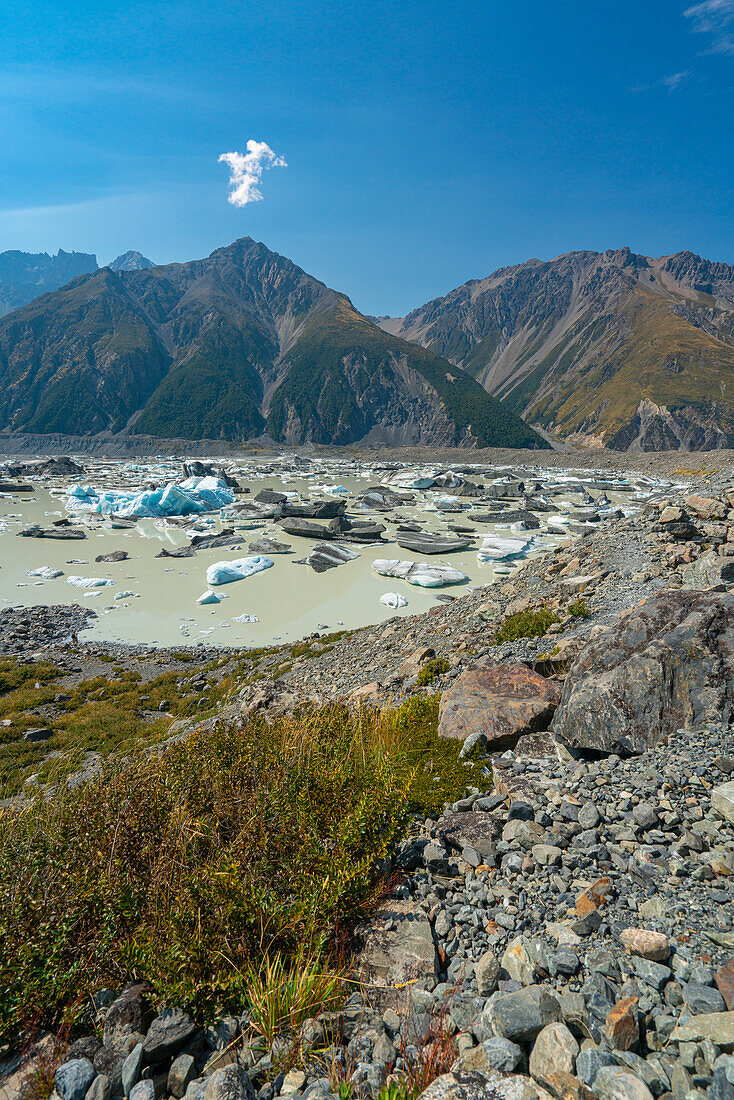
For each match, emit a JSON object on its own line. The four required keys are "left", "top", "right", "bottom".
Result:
{"left": 1, "top": 0, "right": 733, "bottom": 315}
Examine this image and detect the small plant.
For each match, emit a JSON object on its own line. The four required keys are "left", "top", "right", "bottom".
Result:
{"left": 416, "top": 658, "right": 450, "bottom": 687}
{"left": 245, "top": 950, "right": 343, "bottom": 1049}
{"left": 568, "top": 598, "right": 590, "bottom": 618}
{"left": 492, "top": 607, "right": 560, "bottom": 644}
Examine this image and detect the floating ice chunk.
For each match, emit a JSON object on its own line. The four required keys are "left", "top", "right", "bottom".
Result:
{"left": 67, "top": 576, "right": 116, "bottom": 588}
{"left": 372, "top": 559, "right": 467, "bottom": 588}
{"left": 380, "top": 592, "right": 408, "bottom": 608}
{"left": 206, "top": 555, "right": 274, "bottom": 586}
{"left": 477, "top": 535, "right": 534, "bottom": 562}
{"left": 114, "top": 591, "right": 134, "bottom": 600}
{"left": 197, "top": 589, "right": 221, "bottom": 605}
{"left": 66, "top": 476, "right": 235, "bottom": 518}
{"left": 231, "top": 613, "right": 259, "bottom": 623}
{"left": 27, "top": 566, "right": 64, "bottom": 579}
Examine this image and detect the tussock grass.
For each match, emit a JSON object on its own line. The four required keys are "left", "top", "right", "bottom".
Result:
{"left": 492, "top": 607, "right": 560, "bottom": 644}
{"left": 0, "top": 695, "right": 484, "bottom": 1044}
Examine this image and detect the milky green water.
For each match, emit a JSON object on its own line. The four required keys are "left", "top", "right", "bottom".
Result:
{"left": 0, "top": 461, "right": 645, "bottom": 648}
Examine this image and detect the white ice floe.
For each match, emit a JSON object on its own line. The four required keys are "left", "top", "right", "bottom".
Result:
{"left": 477, "top": 535, "right": 534, "bottom": 562}
{"left": 231, "top": 613, "right": 259, "bottom": 623}
{"left": 206, "top": 555, "right": 274, "bottom": 586}
{"left": 114, "top": 591, "right": 135, "bottom": 600}
{"left": 380, "top": 592, "right": 408, "bottom": 608}
{"left": 66, "top": 476, "right": 235, "bottom": 518}
{"left": 26, "top": 566, "right": 64, "bottom": 579}
{"left": 67, "top": 576, "right": 116, "bottom": 588}
{"left": 197, "top": 589, "right": 221, "bottom": 605}
{"left": 372, "top": 559, "right": 467, "bottom": 588}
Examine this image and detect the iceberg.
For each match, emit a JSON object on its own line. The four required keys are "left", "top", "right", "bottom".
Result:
{"left": 66, "top": 476, "right": 235, "bottom": 518}
{"left": 67, "top": 576, "right": 116, "bottom": 588}
{"left": 380, "top": 592, "right": 408, "bottom": 608}
{"left": 477, "top": 535, "right": 534, "bottom": 562}
{"left": 206, "top": 555, "right": 274, "bottom": 586}
{"left": 372, "top": 559, "right": 467, "bottom": 588}
{"left": 231, "top": 613, "right": 259, "bottom": 623}
{"left": 197, "top": 589, "right": 221, "bottom": 605}
{"left": 27, "top": 566, "right": 64, "bottom": 579}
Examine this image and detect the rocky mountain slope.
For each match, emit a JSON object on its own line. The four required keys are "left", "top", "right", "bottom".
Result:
{"left": 380, "top": 248, "right": 734, "bottom": 451}
{"left": 0, "top": 249, "right": 97, "bottom": 317}
{"left": 109, "top": 251, "right": 154, "bottom": 272}
{"left": 0, "top": 238, "right": 545, "bottom": 448}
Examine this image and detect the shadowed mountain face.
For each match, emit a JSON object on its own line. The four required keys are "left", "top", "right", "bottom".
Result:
{"left": 379, "top": 248, "right": 734, "bottom": 451}
{"left": 0, "top": 250, "right": 98, "bottom": 317}
{"left": 0, "top": 238, "right": 546, "bottom": 448}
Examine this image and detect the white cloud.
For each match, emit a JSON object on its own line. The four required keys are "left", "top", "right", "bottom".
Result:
{"left": 663, "top": 69, "right": 693, "bottom": 89}
{"left": 218, "top": 140, "right": 287, "bottom": 207}
{"left": 683, "top": 0, "right": 734, "bottom": 51}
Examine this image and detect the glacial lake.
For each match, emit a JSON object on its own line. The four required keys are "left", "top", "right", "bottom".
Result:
{"left": 0, "top": 456, "right": 672, "bottom": 648}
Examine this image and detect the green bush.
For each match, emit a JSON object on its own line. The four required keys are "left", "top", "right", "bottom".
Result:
{"left": 415, "top": 657, "right": 450, "bottom": 686}
{"left": 0, "top": 696, "right": 487, "bottom": 1043}
{"left": 568, "top": 598, "right": 591, "bottom": 618}
{"left": 493, "top": 607, "right": 560, "bottom": 644}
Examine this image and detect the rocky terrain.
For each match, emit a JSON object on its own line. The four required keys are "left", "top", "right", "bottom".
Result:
{"left": 379, "top": 248, "right": 734, "bottom": 451}
{"left": 3, "top": 464, "right": 734, "bottom": 1100}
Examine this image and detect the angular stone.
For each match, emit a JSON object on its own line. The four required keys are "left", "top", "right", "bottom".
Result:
{"left": 576, "top": 1050, "right": 617, "bottom": 1086}
{"left": 475, "top": 948, "right": 501, "bottom": 996}
{"left": 551, "top": 591, "right": 734, "bottom": 755}
{"left": 357, "top": 898, "right": 438, "bottom": 1005}
{"left": 129, "top": 1083, "right": 155, "bottom": 1100}
{"left": 86, "top": 1074, "right": 111, "bottom": 1100}
{"left": 121, "top": 1043, "right": 143, "bottom": 1096}
{"left": 712, "top": 783, "right": 734, "bottom": 824}
{"left": 592, "top": 1067, "right": 654, "bottom": 1100}
{"left": 55, "top": 1059, "right": 97, "bottom": 1100}
{"left": 529, "top": 1023, "right": 579, "bottom": 1079}
{"left": 683, "top": 982, "right": 727, "bottom": 1015}
{"left": 503, "top": 938, "right": 538, "bottom": 986}
{"left": 437, "top": 811, "right": 502, "bottom": 863}
{"left": 142, "top": 1009, "right": 198, "bottom": 1064}
{"left": 576, "top": 878, "right": 613, "bottom": 917}
{"left": 715, "top": 960, "right": 734, "bottom": 1010}
{"left": 535, "top": 1072, "right": 594, "bottom": 1100}
{"left": 453, "top": 1036, "right": 523, "bottom": 1075}
{"left": 203, "top": 1066, "right": 255, "bottom": 1100}
{"left": 603, "top": 998, "right": 639, "bottom": 1051}
{"left": 168, "top": 1055, "right": 196, "bottom": 1099}
{"left": 485, "top": 985, "right": 562, "bottom": 1042}
{"left": 418, "top": 1071, "right": 553, "bottom": 1100}
{"left": 439, "top": 660, "right": 562, "bottom": 749}
{"left": 671, "top": 1011, "right": 734, "bottom": 1047}
{"left": 709, "top": 1055, "right": 734, "bottom": 1100}
{"left": 103, "top": 984, "right": 153, "bottom": 1051}
{"left": 619, "top": 929, "right": 670, "bottom": 962}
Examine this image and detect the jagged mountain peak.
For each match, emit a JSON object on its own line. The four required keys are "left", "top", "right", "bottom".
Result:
{"left": 109, "top": 250, "right": 154, "bottom": 272}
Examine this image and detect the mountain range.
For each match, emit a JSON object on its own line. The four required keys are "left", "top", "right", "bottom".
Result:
{"left": 0, "top": 249, "right": 153, "bottom": 317}
{"left": 0, "top": 239, "right": 541, "bottom": 449}
{"left": 379, "top": 247, "right": 734, "bottom": 450}
{"left": 1, "top": 239, "right": 733, "bottom": 450}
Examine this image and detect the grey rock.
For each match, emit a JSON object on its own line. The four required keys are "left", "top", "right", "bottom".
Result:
{"left": 85, "top": 1075, "right": 111, "bottom": 1100}
{"left": 484, "top": 984, "right": 561, "bottom": 1042}
{"left": 168, "top": 1055, "right": 196, "bottom": 1099}
{"left": 528, "top": 1022, "right": 579, "bottom": 1078}
{"left": 128, "top": 1083, "right": 155, "bottom": 1100}
{"left": 56, "top": 1059, "right": 97, "bottom": 1100}
{"left": 683, "top": 982, "right": 728, "bottom": 1015}
{"left": 142, "top": 1008, "right": 198, "bottom": 1063}
{"left": 475, "top": 948, "right": 501, "bottom": 996}
{"left": 121, "top": 1044, "right": 143, "bottom": 1096}
{"left": 103, "top": 984, "right": 153, "bottom": 1050}
{"left": 592, "top": 1066, "right": 654, "bottom": 1100}
{"left": 710, "top": 1055, "right": 734, "bottom": 1100}
{"left": 576, "top": 1049, "right": 618, "bottom": 1086}
{"left": 203, "top": 1066, "right": 256, "bottom": 1100}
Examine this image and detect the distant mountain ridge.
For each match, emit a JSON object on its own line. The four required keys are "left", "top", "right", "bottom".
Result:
{"left": 0, "top": 250, "right": 97, "bottom": 317}
{"left": 0, "top": 249, "right": 155, "bottom": 316}
{"left": 379, "top": 247, "right": 734, "bottom": 450}
{"left": 0, "top": 237, "right": 544, "bottom": 449}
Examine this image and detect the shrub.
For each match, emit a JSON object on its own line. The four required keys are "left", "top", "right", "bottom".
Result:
{"left": 492, "top": 607, "right": 560, "bottom": 644}
{"left": 0, "top": 696, "right": 487, "bottom": 1044}
{"left": 415, "top": 657, "right": 450, "bottom": 686}
{"left": 568, "top": 598, "right": 591, "bottom": 618}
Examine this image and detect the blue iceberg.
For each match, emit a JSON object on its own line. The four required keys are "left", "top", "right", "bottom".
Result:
{"left": 66, "top": 476, "right": 235, "bottom": 518}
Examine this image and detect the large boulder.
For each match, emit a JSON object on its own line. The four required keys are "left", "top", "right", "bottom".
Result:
{"left": 551, "top": 591, "right": 734, "bottom": 755}
{"left": 439, "top": 661, "right": 562, "bottom": 749}
{"left": 356, "top": 898, "right": 437, "bottom": 1004}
